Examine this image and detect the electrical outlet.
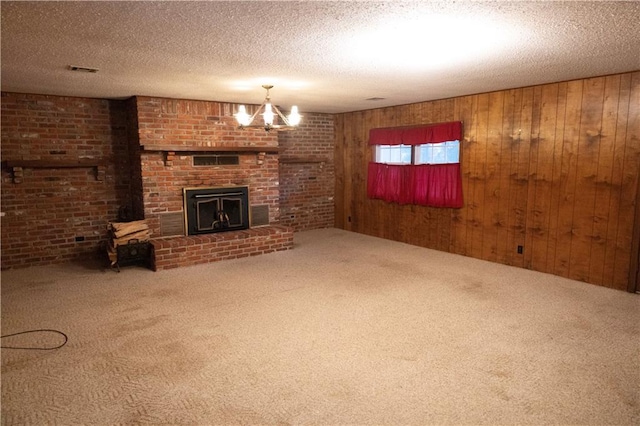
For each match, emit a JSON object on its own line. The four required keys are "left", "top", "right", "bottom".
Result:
{"left": 517, "top": 245, "right": 523, "bottom": 254}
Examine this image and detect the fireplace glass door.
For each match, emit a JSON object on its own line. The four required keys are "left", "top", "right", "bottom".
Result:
{"left": 184, "top": 186, "right": 249, "bottom": 235}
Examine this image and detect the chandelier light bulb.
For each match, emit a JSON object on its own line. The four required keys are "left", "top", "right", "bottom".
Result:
{"left": 263, "top": 103, "right": 274, "bottom": 126}
{"left": 235, "top": 105, "right": 251, "bottom": 126}
{"left": 288, "top": 106, "right": 301, "bottom": 126}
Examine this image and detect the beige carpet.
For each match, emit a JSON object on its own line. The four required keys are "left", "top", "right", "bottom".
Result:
{"left": 1, "top": 228, "right": 639, "bottom": 425}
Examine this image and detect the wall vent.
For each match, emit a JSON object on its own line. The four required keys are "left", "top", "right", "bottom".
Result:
{"left": 68, "top": 65, "right": 99, "bottom": 73}
{"left": 159, "top": 212, "right": 185, "bottom": 236}
{"left": 251, "top": 205, "right": 270, "bottom": 227}
{"left": 193, "top": 155, "right": 239, "bottom": 166}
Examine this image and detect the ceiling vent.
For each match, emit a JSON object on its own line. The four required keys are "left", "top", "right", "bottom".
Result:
{"left": 68, "top": 65, "right": 99, "bottom": 73}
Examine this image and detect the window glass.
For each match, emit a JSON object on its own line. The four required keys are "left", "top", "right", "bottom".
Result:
{"left": 446, "top": 142, "right": 460, "bottom": 163}
{"left": 417, "top": 145, "right": 431, "bottom": 164}
{"left": 415, "top": 140, "right": 460, "bottom": 164}
{"left": 376, "top": 145, "right": 412, "bottom": 165}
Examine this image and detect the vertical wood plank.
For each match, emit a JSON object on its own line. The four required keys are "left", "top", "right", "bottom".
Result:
{"left": 397, "top": 104, "right": 412, "bottom": 126}
{"left": 465, "top": 95, "right": 481, "bottom": 258}
{"left": 411, "top": 102, "right": 423, "bottom": 125}
{"left": 546, "top": 82, "right": 568, "bottom": 275}
{"left": 602, "top": 74, "right": 631, "bottom": 287}
{"left": 569, "top": 77, "right": 605, "bottom": 282}
{"left": 367, "top": 108, "right": 383, "bottom": 238}
{"left": 516, "top": 87, "right": 534, "bottom": 268}
{"left": 529, "top": 84, "right": 559, "bottom": 272}
{"left": 422, "top": 102, "right": 434, "bottom": 127}
{"left": 481, "top": 91, "right": 504, "bottom": 262}
{"left": 524, "top": 85, "right": 543, "bottom": 269}
{"left": 554, "top": 80, "right": 583, "bottom": 278}
{"left": 507, "top": 89, "right": 526, "bottom": 266}
{"left": 614, "top": 72, "right": 640, "bottom": 289}
{"left": 471, "top": 94, "right": 489, "bottom": 259}
{"left": 356, "top": 110, "right": 371, "bottom": 234}
{"left": 496, "top": 89, "right": 517, "bottom": 265}
{"left": 589, "top": 75, "right": 622, "bottom": 286}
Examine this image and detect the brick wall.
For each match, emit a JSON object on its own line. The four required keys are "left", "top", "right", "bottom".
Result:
{"left": 278, "top": 112, "right": 335, "bottom": 231}
{"left": 0, "top": 92, "right": 335, "bottom": 270}
{"left": 0, "top": 92, "right": 130, "bottom": 269}
{"left": 135, "top": 96, "right": 277, "bottom": 148}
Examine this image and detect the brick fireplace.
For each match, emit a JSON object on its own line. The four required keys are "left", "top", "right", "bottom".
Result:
{"left": 127, "top": 96, "right": 294, "bottom": 270}
{"left": 1, "top": 92, "right": 333, "bottom": 270}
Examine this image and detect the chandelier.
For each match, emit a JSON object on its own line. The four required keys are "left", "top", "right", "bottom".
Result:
{"left": 234, "top": 85, "right": 301, "bottom": 131}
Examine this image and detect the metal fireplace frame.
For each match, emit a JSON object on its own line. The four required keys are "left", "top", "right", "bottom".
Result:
{"left": 183, "top": 186, "right": 250, "bottom": 236}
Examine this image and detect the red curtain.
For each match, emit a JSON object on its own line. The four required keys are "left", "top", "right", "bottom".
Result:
{"left": 369, "top": 121, "right": 462, "bottom": 146}
{"left": 367, "top": 163, "right": 414, "bottom": 204}
{"left": 367, "top": 163, "right": 463, "bottom": 208}
{"left": 412, "top": 164, "right": 463, "bottom": 208}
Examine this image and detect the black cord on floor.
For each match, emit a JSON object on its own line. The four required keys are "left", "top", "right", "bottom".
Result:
{"left": 1, "top": 329, "right": 68, "bottom": 350}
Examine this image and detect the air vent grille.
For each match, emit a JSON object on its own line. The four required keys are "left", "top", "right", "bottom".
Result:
{"left": 68, "top": 65, "right": 99, "bottom": 73}
{"left": 193, "top": 155, "right": 239, "bottom": 166}
{"left": 251, "top": 205, "right": 270, "bottom": 227}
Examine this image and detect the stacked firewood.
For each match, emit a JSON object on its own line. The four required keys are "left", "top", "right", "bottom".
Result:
{"left": 106, "top": 220, "right": 151, "bottom": 265}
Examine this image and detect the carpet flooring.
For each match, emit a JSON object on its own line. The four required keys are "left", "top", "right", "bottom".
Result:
{"left": 1, "top": 228, "right": 639, "bottom": 425}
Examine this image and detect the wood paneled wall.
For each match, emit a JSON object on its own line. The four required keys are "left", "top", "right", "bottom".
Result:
{"left": 335, "top": 72, "right": 640, "bottom": 291}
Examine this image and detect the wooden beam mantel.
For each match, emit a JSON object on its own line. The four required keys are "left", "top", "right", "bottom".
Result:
{"left": 2, "top": 159, "right": 108, "bottom": 183}
{"left": 140, "top": 145, "right": 281, "bottom": 153}
{"left": 280, "top": 157, "right": 329, "bottom": 164}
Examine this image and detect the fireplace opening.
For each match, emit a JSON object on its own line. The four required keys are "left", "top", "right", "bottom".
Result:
{"left": 183, "top": 186, "right": 249, "bottom": 235}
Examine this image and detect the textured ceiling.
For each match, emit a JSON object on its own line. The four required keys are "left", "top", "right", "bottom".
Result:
{"left": 1, "top": 1, "right": 639, "bottom": 114}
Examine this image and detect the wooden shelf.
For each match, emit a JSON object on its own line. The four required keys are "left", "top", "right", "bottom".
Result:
{"left": 2, "top": 159, "right": 108, "bottom": 183}
{"left": 140, "top": 145, "right": 281, "bottom": 153}
{"left": 4, "top": 159, "right": 108, "bottom": 168}
{"left": 280, "top": 157, "right": 329, "bottom": 164}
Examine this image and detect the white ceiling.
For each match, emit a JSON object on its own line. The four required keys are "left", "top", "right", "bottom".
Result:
{"left": 2, "top": 1, "right": 639, "bottom": 114}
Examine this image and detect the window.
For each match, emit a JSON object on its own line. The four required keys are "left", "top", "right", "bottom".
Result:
{"left": 415, "top": 140, "right": 460, "bottom": 164}
{"left": 376, "top": 144, "right": 412, "bottom": 164}
{"left": 375, "top": 141, "right": 460, "bottom": 165}
{"left": 367, "top": 122, "right": 463, "bottom": 208}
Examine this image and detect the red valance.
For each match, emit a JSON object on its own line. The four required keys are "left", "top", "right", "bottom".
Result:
{"left": 369, "top": 121, "right": 462, "bottom": 146}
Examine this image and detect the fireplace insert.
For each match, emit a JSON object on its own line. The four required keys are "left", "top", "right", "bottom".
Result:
{"left": 183, "top": 186, "right": 249, "bottom": 235}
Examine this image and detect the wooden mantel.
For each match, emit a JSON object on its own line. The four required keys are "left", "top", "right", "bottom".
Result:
{"left": 4, "top": 159, "right": 108, "bottom": 168}
{"left": 2, "top": 159, "right": 108, "bottom": 183}
{"left": 140, "top": 145, "right": 281, "bottom": 153}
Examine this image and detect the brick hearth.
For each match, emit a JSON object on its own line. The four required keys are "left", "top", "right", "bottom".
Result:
{"left": 151, "top": 225, "right": 293, "bottom": 270}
